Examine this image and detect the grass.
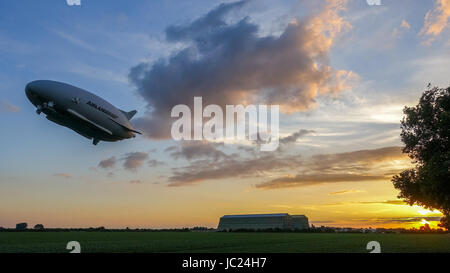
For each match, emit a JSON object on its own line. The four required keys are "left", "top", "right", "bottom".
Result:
{"left": 0, "top": 232, "right": 449, "bottom": 253}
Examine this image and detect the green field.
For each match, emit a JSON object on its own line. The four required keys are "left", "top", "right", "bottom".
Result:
{"left": 0, "top": 232, "right": 449, "bottom": 253}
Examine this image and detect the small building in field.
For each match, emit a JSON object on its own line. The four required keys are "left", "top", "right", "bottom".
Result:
{"left": 16, "top": 223, "right": 27, "bottom": 230}
{"left": 218, "top": 213, "right": 309, "bottom": 231}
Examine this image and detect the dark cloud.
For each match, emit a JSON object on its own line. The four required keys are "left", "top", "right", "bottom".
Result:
{"left": 167, "top": 141, "right": 228, "bottom": 161}
{"left": 148, "top": 159, "right": 165, "bottom": 167}
{"left": 311, "top": 146, "right": 404, "bottom": 167}
{"left": 122, "top": 152, "right": 149, "bottom": 171}
{"left": 166, "top": 145, "right": 408, "bottom": 188}
{"left": 129, "top": 0, "right": 354, "bottom": 138}
{"left": 168, "top": 153, "right": 303, "bottom": 187}
{"left": 280, "top": 129, "right": 315, "bottom": 145}
{"left": 98, "top": 156, "right": 116, "bottom": 169}
{"left": 255, "top": 146, "right": 406, "bottom": 189}
{"left": 306, "top": 146, "right": 405, "bottom": 174}
{"left": 98, "top": 152, "right": 162, "bottom": 172}
{"left": 310, "top": 220, "right": 336, "bottom": 224}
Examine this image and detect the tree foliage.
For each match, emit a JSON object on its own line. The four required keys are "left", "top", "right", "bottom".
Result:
{"left": 392, "top": 86, "right": 450, "bottom": 230}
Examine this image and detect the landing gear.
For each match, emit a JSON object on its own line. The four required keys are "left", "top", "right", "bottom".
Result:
{"left": 93, "top": 139, "right": 100, "bottom": 145}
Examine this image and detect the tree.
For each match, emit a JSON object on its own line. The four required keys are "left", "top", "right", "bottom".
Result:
{"left": 392, "top": 85, "right": 450, "bottom": 230}
{"left": 33, "top": 224, "right": 44, "bottom": 230}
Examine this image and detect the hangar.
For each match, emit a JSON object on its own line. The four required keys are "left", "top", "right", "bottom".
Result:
{"left": 218, "top": 213, "right": 309, "bottom": 231}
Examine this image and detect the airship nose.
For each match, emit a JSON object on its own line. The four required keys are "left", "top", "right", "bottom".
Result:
{"left": 25, "top": 81, "right": 43, "bottom": 106}
{"left": 25, "top": 81, "right": 37, "bottom": 95}
{"left": 25, "top": 82, "right": 34, "bottom": 98}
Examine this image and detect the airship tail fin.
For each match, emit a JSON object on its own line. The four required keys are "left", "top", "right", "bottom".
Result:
{"left": 120, "top": 110, "right": 137, "bottom": 120}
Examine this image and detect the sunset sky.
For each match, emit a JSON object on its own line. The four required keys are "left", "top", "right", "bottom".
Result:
{"left": 0, "top": 0, "right": 449, "bottom": 229}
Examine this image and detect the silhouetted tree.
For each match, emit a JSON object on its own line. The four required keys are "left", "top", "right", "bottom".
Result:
{"left": 392, "top": 85, "right": 450, "bottom": 230}
{"left": 33, "top": 224, "right": 44, "bottom": 230}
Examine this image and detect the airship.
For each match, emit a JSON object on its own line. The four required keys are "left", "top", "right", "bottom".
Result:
{"left": 25, "top": 80, "right": 141, "bottom": 145}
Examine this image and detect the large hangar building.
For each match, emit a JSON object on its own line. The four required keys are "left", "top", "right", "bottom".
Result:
{"left": 218, "top": 213, "right": 309, "bottom": 231}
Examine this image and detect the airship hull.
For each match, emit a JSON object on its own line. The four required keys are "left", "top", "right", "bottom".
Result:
{"left": 25, "top": 80, "right": 141, "bottom": 145}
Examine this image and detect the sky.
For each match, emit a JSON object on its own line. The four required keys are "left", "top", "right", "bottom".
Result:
{"left": 0, "top": 0, "right": 449, "bottom": 229}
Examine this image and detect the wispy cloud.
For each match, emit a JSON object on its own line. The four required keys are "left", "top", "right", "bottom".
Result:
{"left": 0, "top": 100, "right": 20, "bottom": 113}
{"left": 122, "top": 152, "right": 149, "bottom": 172}
{"left": 52, "top": 29, "right": 97, "bottom": 52}
{"left": 256, "top": 146, "right": 408, "bottom": 189}
{"left": 168, "top": 153, "right": 303, "bottom": 187}
{"left": 328, "top": 189, "right": 363, "bottom": 195}
{"left": 256, "top": 174, "right": 387, "bottom": 189}
{"left": 53, "top": 173, "right": 71, "bottom": 179}
{"left": 68, "top": 63, "right": 128, "bottom": 84}
{"left": 354, "top": 200, "right": 406, "bottom": 205}
{"left": 279, "top": 129, "right": 315, "bottom": 145}
{"left": 420, "top": 0, "right": 450, "bottom": 45}
{"left": 166, "top": 141, "right": 229, "bottom": 162}
{"left": 166, "top": 145, "right": 408, "bottom": 188}
{"left": 148, "top": 159, "right": 165, "bottom": 168}
{"left": 358, "top": 216, "right": 442, "bottom": 224}
{"left": 98, "top": 156, "right": 116, "bottom": 169}
{"left": 392, "top": 19, "right": 411, "bottom": 39}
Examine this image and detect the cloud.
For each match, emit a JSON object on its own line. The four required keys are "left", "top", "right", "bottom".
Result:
{"left": 255, "top": 173, "right": 387, "bottom": 189}
{"left": 148, "top": 159, "right": 165, "bottom": 167}
{"left": 129, "top": 0, "right": 355, "bottom": 139}
{"left": 53, "top": 29, "right": 95, "bottom": 52}
{"left": 400, "top": 19, "right": 411, "bottom": 30}
{"left": 255, "top": 146, "right": 407, "bottom": 189}
{"left": 420, "top": 0, "right": 450, "bottom": 45}
{"left": 364, "top": 216, "right": 442, "bottom": 224}
{"left": 308, "top": 146, "right": 405, "bottom": 172}
{"left": 98, "top": 156, "right": 116, "bottom": 169}
{"left": 355, "top": 200, "right": 406, "bottom": 205}
{"left": 68, "top": 63, "right": 128, "bottom": 84}
{"left": 167, "top": 141, "right": 228, "bottom": 161}
{"left": 129, "top": 179, "right": 142, "bottom": 184}
{"left": 168, "top": 153, "right": 303, "bottom": 187}
{"left": 0, "top": 100, "right": 20, "bottom": 113}
{"left": 279, "top": 129, "right": 315, "bottom": 145}
{"left": 122, "top": 152, "right": 149, "bottom": 171}
{"left": 99, "top": 152, "right": 162, "bottom": 172}
{"left": 53, "top": 173, "right": 71, "bottom": 179}
{"left": 392, "top": 19, "right": 411, "bottom": 39}
{"left": 328, "top": 189, "right": 363, "bottom": 195}
{"left": 166, "top": 145, "right": 408, "bottom": 187}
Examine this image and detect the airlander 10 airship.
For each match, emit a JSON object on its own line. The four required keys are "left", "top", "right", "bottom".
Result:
{"left": 25, "top": 80, "right": 141, "bottom": 145}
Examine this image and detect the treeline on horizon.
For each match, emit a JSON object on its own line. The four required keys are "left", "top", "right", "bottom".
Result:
{"left": 1, "top": 225, "right": 448, "bottom": 234}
